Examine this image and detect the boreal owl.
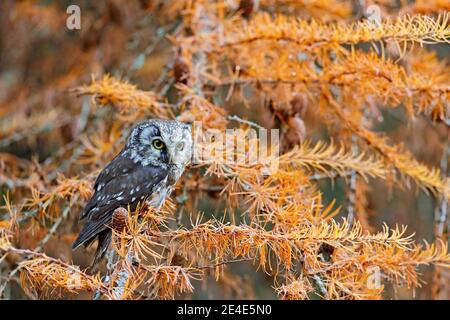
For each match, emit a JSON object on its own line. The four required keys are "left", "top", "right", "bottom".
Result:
{"left": 72, "top": 119, "right": 193, "bottom": 264}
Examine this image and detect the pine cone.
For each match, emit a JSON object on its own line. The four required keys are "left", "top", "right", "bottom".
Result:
{"left": 238, "top": 0, "right": 258, "bottom": 19}
{"left": 173, "top": 55, "right": 190, "bottom": 85}
{"left": 111, "top": 207, "right": 129, "bottom": 232}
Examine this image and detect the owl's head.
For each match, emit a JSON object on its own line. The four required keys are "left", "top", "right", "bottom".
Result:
{"left": 126, "top": 119, "right": 193, "bottom": 168}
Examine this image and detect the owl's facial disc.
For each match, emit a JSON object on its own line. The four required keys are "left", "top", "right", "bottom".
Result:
{"left": 127, "top": 120, "right": 192, "bottom": 168}
{"left": 163, "top": 126, "right": 192, "bottom": 167}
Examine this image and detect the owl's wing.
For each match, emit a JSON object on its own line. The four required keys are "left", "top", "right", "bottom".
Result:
{"left": 81, "top": 152, "right": 133, "bottom": 219}
{"left": 72, "top": 153, "right": 169, "bottom": 250}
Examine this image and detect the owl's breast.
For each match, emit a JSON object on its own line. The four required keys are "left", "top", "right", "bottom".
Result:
{"left": 147, "top": 176, "right": 171, "bottom": 209}
{"left": 143, "top": 164, "right": 185, "bottom": 209}
{"left": 167, "top": 164, "right": 184, "bottom": 185}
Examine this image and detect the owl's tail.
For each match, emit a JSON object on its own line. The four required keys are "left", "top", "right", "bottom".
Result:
{"left": 91, "top": 230, "right": 112, "bottom": 267}
{"left": 72, "top": 218, "right": 112, "bottom": 266}
{"left": 72, "top": 229, "right": 112, "bottom": 267}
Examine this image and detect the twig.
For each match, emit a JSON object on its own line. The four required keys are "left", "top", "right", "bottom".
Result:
{"left": 0, "top": 245, "right": 109, "bottom": 297}
{"left": 35, "top": 206, "right": 71, "bottom": 252}
{"left": 347, "top": 109, "right": 368, "bottom": 226}
{"left": 0, "top": 206, "right": 71, "bottom": 297}
{"left": 312, "top": 274, "right": 329, "bottom": 299}
{"left": 436, "top": 126, "right": 450, "bottom": 237}
{"left": 197, "top": 257, "right": 253, "bottom": 269}
{"left": 309, "top": 171, "right": 353, "bottom": 181}
{"left": 227, "top": 115, "right": 265, "bottom": 130}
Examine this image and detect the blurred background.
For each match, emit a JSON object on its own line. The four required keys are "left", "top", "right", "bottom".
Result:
{"left": 0, "top": 0, "right": 449, "bottom": 299}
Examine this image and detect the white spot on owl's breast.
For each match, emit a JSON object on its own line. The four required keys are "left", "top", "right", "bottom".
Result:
{"left": 146, "top": 177, "right": 173, "bottom": 210}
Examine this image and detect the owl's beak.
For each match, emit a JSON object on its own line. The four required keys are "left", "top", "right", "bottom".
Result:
{"left": 168, "top": 153, "right": 175, "bottom": 164}
{"left": 167, "top": 147, "right": 178, "bottom": 165}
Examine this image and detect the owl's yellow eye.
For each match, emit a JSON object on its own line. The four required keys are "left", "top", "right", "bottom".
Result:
{"left": 152, "top": 139, "right": 165, "bottom": 150}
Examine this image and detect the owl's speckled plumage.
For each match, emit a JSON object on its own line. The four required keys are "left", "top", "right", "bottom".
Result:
{"left": 72, "top": 119, "right": 192, "bottom": 265}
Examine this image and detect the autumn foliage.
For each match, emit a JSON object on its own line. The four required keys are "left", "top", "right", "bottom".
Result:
{"left": 0, "top": 0, "right": 450, "bottom": 300}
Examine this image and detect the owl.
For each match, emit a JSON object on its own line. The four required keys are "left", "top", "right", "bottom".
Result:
{"left": 72, "top": 119, "right": 193, "bottom": 264}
